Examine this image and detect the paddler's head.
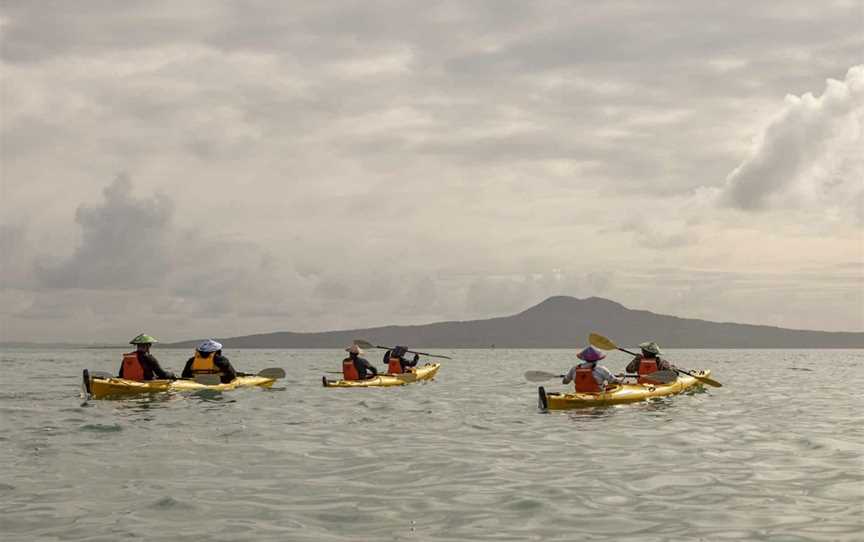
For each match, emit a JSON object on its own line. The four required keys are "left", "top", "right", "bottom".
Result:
{"left": 130, "top": 334, "right": 157, "bottom": 352}
{"left": 576, "top": 346, "right": 605, "bottom": 363}
{"left": 345, "top": 344, "right": 364, "bottom": 358}
{"left": 639, "top": 341, "right": 662, "bottom": 358}
{"left": 197, "top": 339, "right": 223, "bottom": 357}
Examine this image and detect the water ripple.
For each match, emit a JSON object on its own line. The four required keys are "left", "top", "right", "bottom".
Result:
{"left": 0, "top": 348, "right": 861, "bottom": 541}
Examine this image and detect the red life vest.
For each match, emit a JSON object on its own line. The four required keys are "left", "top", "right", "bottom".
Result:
{"left": 121, "top": 351, "right": 145, "bottom": 381}
{"left": 342, "top": 357, "right": 359, "bottom": 381}
{"left": 574, "top": 365, "right": 601, "bottom": 393}
{"left": 638, "top": 357, "right": 659, "bottom": 384}
{"left": 387, "top": 357, "right": 403, "bottom": 375}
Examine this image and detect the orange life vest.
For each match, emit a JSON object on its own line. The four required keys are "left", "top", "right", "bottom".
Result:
{"left": 342, "top": 357, "right": 359, "bottom": 381}
{"left": 387, "top": 357, "right": 403, "bottom": 375}
{"left": 574, "top": 365, "right": 601, "bottom": 393}
{"left": 121, "top": 351, "right": 145, "bottom": 381}
{"left": 190, "top": 351, "right": 221, "bottom": 375}
{"left": 637, "top": 357, "right": 659, "bottom": 384}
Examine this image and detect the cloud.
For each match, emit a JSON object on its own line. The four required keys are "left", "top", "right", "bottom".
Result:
{"left": 2, "top": 3, "right": 864, "bottom": 340}
{"left": 720, "top": 65, "right": 863, "bottom": 218}
{"left": 37, "top": 174, "right": 174, "bottom": 288}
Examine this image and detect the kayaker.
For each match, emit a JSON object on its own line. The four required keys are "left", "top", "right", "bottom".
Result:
{"left": 562, "top": 346, "right": 621, "bottom": 392}
{"left": 118, "top": 334, "right": 176, "bottom": 381}
{"left": 181, "top": 339, "right": 237, "bottom": 383}
{"left": 626, "top": 341, "right": 672, "bottom": 382}
{"left": 343, "top": 344, "right": 378, "bottom": 380}
{"left": 383, "top": 345, "right": 420, "bottom": 374}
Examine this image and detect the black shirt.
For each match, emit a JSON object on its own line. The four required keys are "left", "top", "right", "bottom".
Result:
{"left": 352, "top": 356, "right": 378, "bottom": 379}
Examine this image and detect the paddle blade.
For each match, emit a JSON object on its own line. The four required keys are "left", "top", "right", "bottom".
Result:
{"left": 691, "top": 373, "right": 722, "bottom": 387}
{"left": 639, "top": 369, "right": 677, "bottom": 384}
{"left": 257, "top": 367, "right": 285, "bottom": 379}
{"left": 194, "top": 374, "right": 222, "bottom": 385}
{"left": 524, "top": 370, "right": 564, "bottom": 382}
{"left": 589, "top": 332, "right": 618, "bottom": 351}
{"left": 410, "top": 350, "right": 453, "bottom": 360}
{"left": 352, "top": 339, "right": 375, "bottom": 350}
{"left": 674, "top": 368, "right": 722, "bottom": 388}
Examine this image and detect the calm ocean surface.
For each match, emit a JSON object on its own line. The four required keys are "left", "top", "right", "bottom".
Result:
{"left": 0, "top": 348, "right": 861, "bottom": 541}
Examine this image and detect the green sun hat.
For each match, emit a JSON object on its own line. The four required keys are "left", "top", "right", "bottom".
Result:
{"left": 130, "top": 334, "right": 158, "bottom": 345}
{"left": 639, "top": 341, "right": 662, "bottom": 355}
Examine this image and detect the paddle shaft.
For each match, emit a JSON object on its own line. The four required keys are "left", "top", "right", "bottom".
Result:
{"left": 525, "top": 370, "right": 674, "bottom": 383}
{"left": 612, "top": 346, "right": 720, "bottom": 387}
{"left": 375, "top": 345, "right": 452, "bottom": 360}
{"left": 353, "top": 340, "right": 452, "bottom": 360}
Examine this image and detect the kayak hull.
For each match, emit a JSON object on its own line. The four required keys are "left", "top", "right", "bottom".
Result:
{"left": 323, "top": 363, "right": 440, "bottom": 388}
{"left": 86, "top": 374, "right": 275, "bottom": 399}
{"left": 539, "top": 370, "right": 711, "bottom": 410}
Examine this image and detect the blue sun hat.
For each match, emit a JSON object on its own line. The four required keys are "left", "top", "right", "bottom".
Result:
{"left": 577, "top": 346, "right": 606, "bottom": 362}
{"left": 197, "top": 339, "right": 223, "bottom": 353}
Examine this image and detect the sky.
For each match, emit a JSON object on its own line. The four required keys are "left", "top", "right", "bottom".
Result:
{"left": 1, "top": 1, "right": 862, "bottom": 343}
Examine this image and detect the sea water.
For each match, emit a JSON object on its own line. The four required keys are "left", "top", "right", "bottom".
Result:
{"left": 0, "top": 348, "right": 861, "bottom": 541}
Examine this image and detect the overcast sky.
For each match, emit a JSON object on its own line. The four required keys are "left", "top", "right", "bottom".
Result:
{"left": 1, "top": 1, "right": 862, "bottom": 343}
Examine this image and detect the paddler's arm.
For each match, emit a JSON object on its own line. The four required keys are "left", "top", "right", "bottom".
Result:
{"left": 561, "top": 366, "right": 577, "bottom": 385}
{"left": 596, "top": 365, "right": 621, "bottom": 385}
{"left": 359, "top": 357, "right": 377, "bottom": 377}
{"left": 625, "top": 357, "right": 640, "bottom": 373}
{"left": 181, "top": 357, "right": 194, "bottom": 379}
{"left": 215, "top": 355, "right": 237, "bottom": 382}
{"left": 144, "top": 353, "right": 175, "bottom": 380}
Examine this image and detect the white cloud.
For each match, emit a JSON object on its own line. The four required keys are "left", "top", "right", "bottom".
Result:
{"left": 720, "top": 65, "right": 863, "bottom": 221}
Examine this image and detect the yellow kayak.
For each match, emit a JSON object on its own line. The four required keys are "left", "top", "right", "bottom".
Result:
{"left": 538, "top": 370, "right": 711, "bottom": 410}
{"left": 323, "top": 363, "right": 440, "bottom": 388}
{"left": 83, "top": 370, "right": 276, "bottom": 399}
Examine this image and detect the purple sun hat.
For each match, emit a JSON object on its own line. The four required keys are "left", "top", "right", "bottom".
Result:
{"left": 576, "top": 346, "right": 606, "bottom": 362}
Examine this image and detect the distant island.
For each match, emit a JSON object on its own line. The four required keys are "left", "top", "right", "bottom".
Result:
{"left": 163, "top": 296, "right": 864, "bottom": 349}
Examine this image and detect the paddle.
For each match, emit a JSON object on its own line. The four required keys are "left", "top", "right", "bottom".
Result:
{"left": 523, "top": 369, "right": 678, "bottom": 384}
{"left": 524, "top": 370, "right": 564, "bottom": 382}
{"left": 352, "top": 339, "right": 453, "bottom": 360}
{"left": 588, "top": 333, "right": 722, "bottom": 388}
{"left": 195, "top": 368, "right": 285, "bottom": 385}
{"left": 238, "top": 367, "right": 286, "bottom": 379}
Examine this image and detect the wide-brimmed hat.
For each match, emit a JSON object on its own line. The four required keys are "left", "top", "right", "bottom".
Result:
{"left": 576, "top": 346, "right": 606, "bottom": 362}
{"left": 130, "top": 334, "right": 157, "bottom": 345}
{"left": 639, "top": 341, "right": 662, "bottom": 355}
{"left": 345, "top": 344, "right": 364, "bottom": 355}
{"left": 197, "top": 339, "right": 223, "bottom": 353}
